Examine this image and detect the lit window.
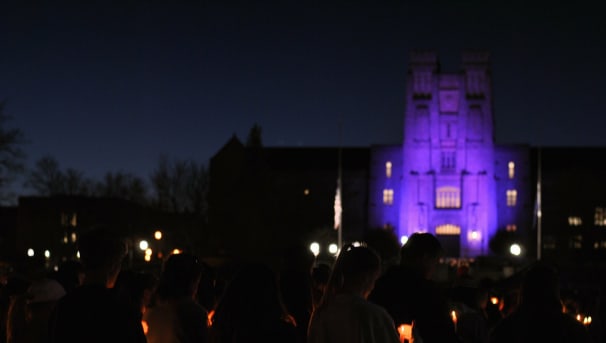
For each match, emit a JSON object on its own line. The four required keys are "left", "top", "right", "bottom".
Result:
{"left": 435, "top": 224, "right": 461, "bottom": 235}
{"left": 569, "top": 235, "right": 582, "bottom": 249}
{"left": 441, "top": 151, "right": 456, "bottom": 173}
{"left": 508, "top": 161, "right": 515, "bottom": 179}
{"left": 385, "top": 161, "right": 392, "bottom": 178}
{"left": 436, "top": 186, "right": 461, "bottom": 208}
{"left": 595, "top": 207, "right": 606, "bottom": 226}
{"left": 71, "top": 232, "right": 77, "bottom": 243}
{"left": 70, "top": 213, "right": 77, "bottom": 227}
{"left": 568, "top": 216, "right": 582, "bottom": 226}
{"left": 506, "top": 190, "right": 517, "bottom": 206}
{"left": 506, "top": 224, "right": 517, "bottom": 232}
{"left": 383, "top": 189, "right": 394, "bottom": 205}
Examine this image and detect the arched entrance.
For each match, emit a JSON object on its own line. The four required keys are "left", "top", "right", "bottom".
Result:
{"left": 435, "top": 224, "right": 461, "bottom": 257}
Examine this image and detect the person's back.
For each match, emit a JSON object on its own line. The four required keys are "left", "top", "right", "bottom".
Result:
{"left": 50, "top": 284, "right": 145, "bottom": 343}
{"left": 308, "top": 245, "right": 399, "bottom": 343}
{"left": 368, "top": 233, "right": 459, "bottom": 343}
{"left": 490, "top": 264, "right": 591, "bottom": 343}
{"left": 143, "top": 253, "right": 209, "bottom": 343}
{"left": 48, "top": 227, "right": 145, "bottom": 343}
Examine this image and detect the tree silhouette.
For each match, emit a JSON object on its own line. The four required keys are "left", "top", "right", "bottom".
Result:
{"left": 150, "top": 156, "right": 208, "bottom": 214}
{"left": 246, "top": 123, "right": 263, "bottom": 148}
{"left": 94, "top": 171, "right": 148, "bottom": 204}
{"left": 0, "top": 101, "right": 25, "bottom": 202}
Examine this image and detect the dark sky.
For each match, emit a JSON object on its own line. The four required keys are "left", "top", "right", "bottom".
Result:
{"left": 1, "top": 1, "right": 605, "bottom": 192}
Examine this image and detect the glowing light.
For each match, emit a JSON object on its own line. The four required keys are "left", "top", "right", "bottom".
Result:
{"left": 468, "top": 230, "right": 481, "bottom": 242}
{"left": 172, "top": 249, "right": 182, "bottom": 255}
{"left": 154, "top": 230, "right": 162, "bottom": 240}
{"left": 400, "top": 235, "right": 408, "bottom": 245}
{"left": 139, "top": 240, "right": 149, "bottom": 251}
{"left": 62, "top": 235, "right": 68, "bottom": 244}
{"left": 71, "top": 232, "right": 77, "bottom": 243}
{"left": 44, "top": 250, "right": 51, "bottom": 259}
{"left": 328, "top": 243, "right": 338, "bottom": 255}
{"left": 145, "top": 248, "right": 152, "bottom": 256}
{"left": 310, "top": 242, "right": 320, "bottom": 257}
{"left": 490, "top": 297, "right": 499, "bottom": 305}
{"left": 397, "top": 324, "right": 413, "bottom": 342}
{"left": 76, "top": 251, "right": 80, "bottom": 259}
{"left": 144, "top": 254, "right": 151, "bottom": 262}
{"left": 510, "top": 243, "right": 521, "bottom": 256}
{"left": 352, "top": 241, "right": 362, "bottom": 247}
{"left": 450, "top": 310, "right": 457, "bottom": 324}
{"left": 141, "top": 320, "right": 148, "bottom": 335}
{"left": 207, "top": 310, "right": 215, "bottom": 327}
{"left": 584, "top": 316, "right": 592, "bottom": 325}
{"left": 27, "top": 249, "right": 34, "bottom": 257}
{"left": 303, "top": 189, "right": 310, "bottom": 195}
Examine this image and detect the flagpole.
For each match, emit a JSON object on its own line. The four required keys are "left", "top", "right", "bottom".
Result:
{"left": 536, "top": 147, "right": 542, "bottom": 260}
{"left": 337, "top": 119, "right": 343, "bottom": 251}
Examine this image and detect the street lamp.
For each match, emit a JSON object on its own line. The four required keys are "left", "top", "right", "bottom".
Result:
{"left": 139, "top": 240, "right": 149, "bottom": 251}
{"left": 154, "top": 230, "right": 162, "bottom": 240}
{"left": 310, "top": 242, "right": 320, "bottom": 257}
{"left": 510, "top": 243, "right": 522, "bottom": 256}
{"left": 328, "top": 243, "right": 338, "bottom": 255}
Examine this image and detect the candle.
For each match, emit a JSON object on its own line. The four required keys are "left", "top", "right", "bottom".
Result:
{"left": 451, "top": 310, "right": 458, "bottom": 332}
{"left": 397, "top": 323, "right": 413, "bottom": 343}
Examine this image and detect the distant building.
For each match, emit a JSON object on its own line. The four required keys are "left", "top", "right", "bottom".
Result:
{"left": 209, "top": 51, "right": 606, "bottom": 261}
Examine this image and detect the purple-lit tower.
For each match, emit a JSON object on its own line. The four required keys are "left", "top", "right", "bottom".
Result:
{"left": 369, "top": 51, "right": 529, "bottom": 257}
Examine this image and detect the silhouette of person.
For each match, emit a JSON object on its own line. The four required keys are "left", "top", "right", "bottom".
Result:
{"left": 490, "top": 263, "right": 591, "bottom": 343}
{"left": 308, "top": 244, "right": 399, "bottom": 343}
{"left": 48, "top": 226, "right": 146, "bottom": 343}
{"left": 369, "top": 232, "right": 460, "bottom": 343}
{"left": 143, "top": 252, "right": 209, "bottom": 343}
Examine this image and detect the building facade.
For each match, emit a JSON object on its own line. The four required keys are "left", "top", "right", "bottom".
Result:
{"left": 367, "top": 51, "right": 531, "bottom": 257}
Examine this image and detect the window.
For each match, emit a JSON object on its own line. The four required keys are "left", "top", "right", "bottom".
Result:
{"left": 435, "top": 224, "right": 461, "bottom": 235}
{"left": 441, "top": 151, "right": 456, "bottom": 173}
{"left": 568, "top": 216, "right": 582, "bottom": 226}
{"left": 506, "top": 224, "right": 517, "bottom": 232}
{"left": 383, "top": 189, "right": 394, "bottom": 205}
{"left": 436, "top": 186, "right": 461, "bottom": 208}
{"left": 506, "top": 190, "right": 517, "bottom": 207}
{"left": 62, "top": 213, "right": 77, "bottom": 227}
{"left": 508, "top": 161, "right": 515, "bottom": 179}
{"left": 595, "top": 207, "right": 606, "bottom": 226}
{"left": 385, "top": 161, "right": 392, "bottom": 178}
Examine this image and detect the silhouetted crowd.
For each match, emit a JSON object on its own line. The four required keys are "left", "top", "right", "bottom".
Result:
{"left": 0, "top": 228, "right": 598, "bottom": 342}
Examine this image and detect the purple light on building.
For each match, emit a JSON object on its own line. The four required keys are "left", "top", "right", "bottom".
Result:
{"left": 369, "top": 51, "right": 527, "bottom": 257}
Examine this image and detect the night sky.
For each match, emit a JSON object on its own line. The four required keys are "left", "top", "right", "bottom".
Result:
{"left": 1, "top": 1, "right": 605, "bottom": 193}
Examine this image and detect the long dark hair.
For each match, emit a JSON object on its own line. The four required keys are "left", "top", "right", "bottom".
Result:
{"left": 317, "top": 244, "right": 381, "bottom": 310}
{"left": 155, "top": 253, "right": 202, "bottom": 301}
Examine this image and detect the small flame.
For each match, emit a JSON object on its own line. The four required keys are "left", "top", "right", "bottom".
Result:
{"left": 141, "top": 320, "right": 148, "bottom": 335}
{"left": 207, "top": 310, "right": 215, "bottom": 327}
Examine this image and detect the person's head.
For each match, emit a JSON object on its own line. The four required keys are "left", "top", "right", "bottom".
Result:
{"left": 77, "top": 227, "right": 127, "bottom": 287}
{"left": 399, "top": 233, "right": 443, "bottom": 279}
{"left": 321, "top": 244, "right": 381, "bottom": 305}
{"left": 214, "top": 263, "right": 288, "bottom": 324}
{"left": 115, "top": 270, "right": 158, "bottom": 315}
{"left": 155, "top": 253, "right": 203, "bottom": 301}
{"left": 520, "top": 263, "right": 561, "bottom": 312}
{"left": 25, "top": 278, "right": 66, "bottom": 320}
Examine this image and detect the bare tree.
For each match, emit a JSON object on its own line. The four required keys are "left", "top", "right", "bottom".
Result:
{"left": 26, "top": 155, "right": 64, "bottom": 196}
{"left": 95, "top": 171, "right": 147, "bottom": 204}
{"left": 0, "top": 101, "right": 26, "bottom": 202}
{"left": 26, "top": 156, "right": 93, "bottom": 196}
{"left": 151, "top": 156, "right": 208, "bottom": 214}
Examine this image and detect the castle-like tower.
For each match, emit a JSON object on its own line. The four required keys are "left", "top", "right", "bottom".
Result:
{"left": 369, "top": 51, "right": 527, "bottom": 257}
{"left": 401, "top": 51, "right": 496, "bottom": 256}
